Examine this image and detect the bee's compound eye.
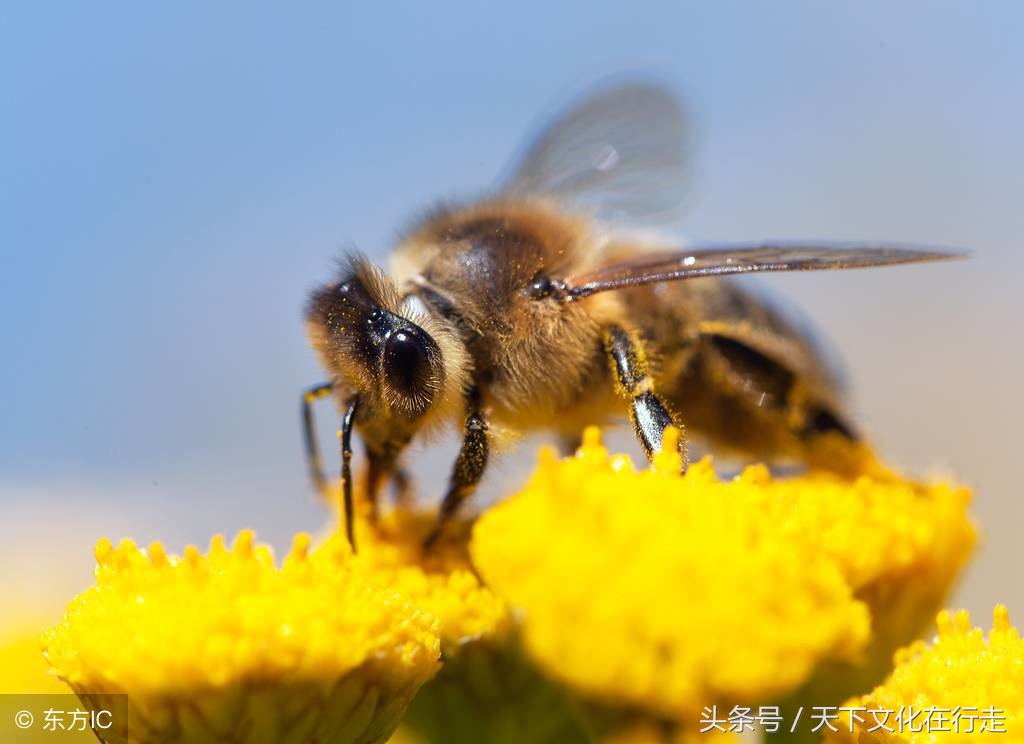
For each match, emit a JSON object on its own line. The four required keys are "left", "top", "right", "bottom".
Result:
{"left": 384, "top": 329, "right": 430, "bottom": 397}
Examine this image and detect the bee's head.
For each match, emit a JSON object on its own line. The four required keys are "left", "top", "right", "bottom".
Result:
{"left": 307, "top": 256, "right": 449, "bottom": 423}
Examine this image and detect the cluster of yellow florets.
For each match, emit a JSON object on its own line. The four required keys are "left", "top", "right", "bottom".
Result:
{"left": 43, "top": 531, "right": 441, "bottom": 743}
{"left": 828, "top": 606, "right": 1024, "bottom": 743}
{"left": 471, "top": 427, "right": 976, "bottom": 729}
{"left": 34, "top": 425, "right": 1011, "bottom": 744}
{"left": 338, "top": 507, "right": 510, "bottom": 647}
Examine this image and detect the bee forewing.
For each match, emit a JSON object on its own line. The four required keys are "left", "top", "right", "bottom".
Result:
{"left": 564, "top": 243, "right": 967, "bottom": 298}
{"left": 498, "top": 82, "right": 691, "bottom": 227}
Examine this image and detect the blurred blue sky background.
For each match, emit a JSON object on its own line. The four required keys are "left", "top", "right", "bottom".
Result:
{"left": 2, "top": 2, "right": 1022, "bottom": 615}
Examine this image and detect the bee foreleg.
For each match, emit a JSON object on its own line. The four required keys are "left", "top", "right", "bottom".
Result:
{"left": 424, "top": 397, "right": 489, "bottom": 549}
{"left": 602, "top": 324, "right": 688, "bottom": 470}
{"left": 301, "top": 381, "right": 334, "bottom": 498}
{"left": 390, "top": 467, "right": 415, "bottom": 508}
{"left": 339, "top": 395, "right": 360, "bottom": 551}
{"left": 557, "top": 433, "right": 581, "bottom": 456}
{"left": 365, "top": 445, "right": 413, "bottom": 519}
{"left": 303, "top": 382, "right": 364, "bottom": 549}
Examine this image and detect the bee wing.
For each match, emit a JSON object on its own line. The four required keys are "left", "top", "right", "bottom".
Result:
{"left": 499, "top": 82, "right": 690, "bottom": 226}
{"left": 562, "top": 243, "right": 966, "bottom": 299}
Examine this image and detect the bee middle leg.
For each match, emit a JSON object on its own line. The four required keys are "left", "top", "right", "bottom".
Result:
{"left": 603, "top": 323, "right": 688, "bottom": 469}
{"left": 424, "top": 393, "right": 489, "bottom": 549}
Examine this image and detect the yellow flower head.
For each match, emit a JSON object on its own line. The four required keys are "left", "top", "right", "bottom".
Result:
{"left": 332, "top": 503, "right": 509, "bottom": 649}
{"left": 334, "top": 497, "right": 588, "bottom": 744}
{"left": 471, "top": 427, "right": 975, "bottom": 726}
{"left": 43, "top": 530, "right": 441, "bottom": 744}
{"left": 777, "top": 440, "right": 977, "bottom": 710}
{"left": 829, "top": 605, "right": 1024, "bottom": 743}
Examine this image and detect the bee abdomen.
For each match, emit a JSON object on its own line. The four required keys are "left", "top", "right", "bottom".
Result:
{"left": 798, "top": 405, "right": 859, "bottom": 441}
{"left": 706, "top": 333, "right": 795, "bottom": 411}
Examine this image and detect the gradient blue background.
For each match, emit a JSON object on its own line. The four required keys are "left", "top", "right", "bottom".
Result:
{"left": 2, "top": 2, "right": 1021, "bottom": 617}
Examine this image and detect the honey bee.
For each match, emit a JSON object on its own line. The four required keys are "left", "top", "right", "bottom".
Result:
{"left": 303, "top": 83, "right": 961, "bottom": 549}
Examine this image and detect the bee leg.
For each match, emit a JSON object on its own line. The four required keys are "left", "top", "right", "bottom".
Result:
{"left": 390, "top": 467, "right": 415, "bottom": 508}
{"left": 301, "top": 382, "right": 334, "bottom": 497}
{"left": 424, "top": 396, "right": 489, "bottom": 549}
{"left": 339, "top": 396, "right": 360, "bottom": 550}
{"left": 365, "top": 445, "right": 412, "bottom": 519}
{"left": 303, "top": 383, "right": 362, "bottom": 549}
{"left": 365, "top": 449, "right": 391, "bottom": 521}
{"left": 603, "top": 324, "right": 688, "bottom": 470}
{"left": 557, "top": 434, "right": 580, "bottom": 456}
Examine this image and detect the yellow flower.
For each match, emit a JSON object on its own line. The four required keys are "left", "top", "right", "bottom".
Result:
{"left": 777, "top": 449, "right": 977, "bottom": 714}
{"left": 33, "top": 426, "right": 978, "bottom": 743}
{"left": 828, "top": 606, "right": 1024, "bottom": 743}
{"left": 335, "top": 497, "right": 590, "bottom": 744}
{"left": 471, "top": 427, "right": 975, "bottom": 731}
{"left": 42, "top": 530, "right": 441, "bottom": 744}
{"left": 329, "top": 503, "right": 509, "bottom": 647}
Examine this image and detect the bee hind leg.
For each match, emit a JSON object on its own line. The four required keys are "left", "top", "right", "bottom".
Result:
{"left": 603, "top": 324, "right": 688, "bottom": 470}
{"left": 424, "top": 393, "right": 489, "bottom": 550}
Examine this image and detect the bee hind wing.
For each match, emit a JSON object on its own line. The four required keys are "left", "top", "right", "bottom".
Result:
{"left": 499, "top": 81, "right": 691, "bottom": 227}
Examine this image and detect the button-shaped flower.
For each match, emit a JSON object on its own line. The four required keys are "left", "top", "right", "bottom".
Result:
{"left": 471, "top": 427, "right": 975, "bottom": 733}
{"left": 42, "top": 531, "right": 441, "bottom": 744}
{"left": 828, "top": 606, "right": 1023, "bottom": 743}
